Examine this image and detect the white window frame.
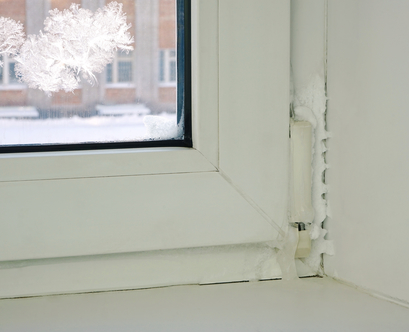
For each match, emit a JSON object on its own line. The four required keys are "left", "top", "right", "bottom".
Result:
{"left": 0, "top": 0, "right": 291, "bottom": 294}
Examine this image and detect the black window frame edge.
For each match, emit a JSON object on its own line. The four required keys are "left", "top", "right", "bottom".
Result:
{"left": 0, "top": 0, "right": 192, "bottom": 154}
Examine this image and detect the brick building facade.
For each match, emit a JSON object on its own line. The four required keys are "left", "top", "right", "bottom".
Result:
{"left": 0, "top": 0, "right": 176, "bottom": 116}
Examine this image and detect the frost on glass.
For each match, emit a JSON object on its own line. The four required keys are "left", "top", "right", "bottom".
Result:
{"left": 16, "top": 3, "right": 134, "bottom": 93}
{"left": 0, "top": 17, "right": 25, "bottom": 67}
{"left": 0, "top": 0, "right": 179, "bottom": 146}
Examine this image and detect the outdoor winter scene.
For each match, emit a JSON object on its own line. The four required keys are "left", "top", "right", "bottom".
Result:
{"left": 0, "top": 0, "right": 179, "bottom": 146}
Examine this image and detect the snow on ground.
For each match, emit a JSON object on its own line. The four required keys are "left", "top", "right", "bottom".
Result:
{"left": 0, "top": 112, "right": 177, "bottom": 145}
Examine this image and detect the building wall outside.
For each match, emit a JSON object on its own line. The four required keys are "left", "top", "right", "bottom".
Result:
{"left": 0, "top": 0, "right": 26, "bottom": 26}
{"left": 105, "top": 88, "right": 135, "bottom": 104}
{"left": 51, "top": 0, "right": 80, "bottom": 11}
{"left": 52, "top": 89, "right": 82, "bottom": 106}
{"left": 0, "top": 90, "right": 27, "bottom": 106}
{"left": 159, "top": 87, "right": 176, "bottom": 104}
{"left": 159, "top": 0, "right": 176, "bottom": 49}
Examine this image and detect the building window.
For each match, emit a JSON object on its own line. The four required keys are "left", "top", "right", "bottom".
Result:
{"left": 159, "top": 49, "right": 177, "bottom": 86}
{"left": 106, "top": 51, "right": 133, "bottom": 85}
{"left": 0, "top": 55, "right": 22, "bottom": 86}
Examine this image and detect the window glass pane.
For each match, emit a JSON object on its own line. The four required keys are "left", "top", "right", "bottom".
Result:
{"left": 118, "top": 50, "right": 133, "bottom": 59}
{"left": 0, "top": 0, "right": 181, "bottom": 149}
{"left": 8, "top": 63, "right": 19, "bottom": 84}
{"left": 118, "top": 61, "right": 132, "bottom": 82}
{"left": 159, "top": 50, "right": 165, "bottom": 82}
{"left": 170, "top": 60, "right": 176, "bottom": 82}
{"left": 106, "top": 63, "right": 113, "bottom": 83}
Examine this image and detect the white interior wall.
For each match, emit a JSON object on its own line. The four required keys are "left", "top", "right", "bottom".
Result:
{"left": 325, "top": 0, "right": 409, "bottom": 304}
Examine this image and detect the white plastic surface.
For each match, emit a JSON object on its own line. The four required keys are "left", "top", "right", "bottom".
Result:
{"left": 293, "top": 77, "right": 332, "bottom": 272}
{"left": 2, "top": 278, "right": 409, "bottom": 332}
{"left": 295, "top": 229, "right": 312, "bottom": 259}
{"left": 276, "top": 225, "right": 299, "bottom": 281}
{"left": 0, "top": 244, "right": 315, "bottom": 299}
{"left": 290, "top": 0, "right": 332, "bottom": 273}
{"left": 289, "top": 121, "right": 315, "bottom": 224}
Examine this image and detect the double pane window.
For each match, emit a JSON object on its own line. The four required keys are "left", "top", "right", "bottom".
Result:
{"left": 0, "top": 0, "right": 191, "bottom": 152}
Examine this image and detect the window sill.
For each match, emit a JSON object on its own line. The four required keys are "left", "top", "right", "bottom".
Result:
{"left": 0, "top": 85, "right": 27, "bottom": 91}
{"left": 105, "top": 83, "right": 135, "bottom": 89}
{"left": 159, "top": 82, "right": 177, "bottom": 88}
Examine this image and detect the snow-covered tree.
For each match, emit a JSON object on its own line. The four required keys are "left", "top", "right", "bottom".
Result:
{"left": 15, "top": 1, "right": 134, "bottom": 93}
{"left": 0, "top": 17, "right": 25, "bottom": 67}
